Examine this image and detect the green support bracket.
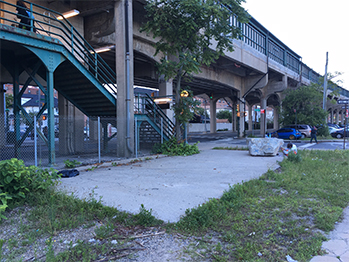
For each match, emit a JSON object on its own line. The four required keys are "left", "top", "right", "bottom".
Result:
{"left": 24, "top": 46, "right": 66, "bottom": 165}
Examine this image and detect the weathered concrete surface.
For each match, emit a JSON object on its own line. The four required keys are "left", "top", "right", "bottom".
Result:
{"left": 57, "top": 139, "right": 281, "bottom": 223}
{"left": 56, "top": 138, "right": 349, "bottom": 261}
{"left": 246, "top": 137, "right": 284, "bottom": 156}
{"left": 309, "top": 205, "right": 349, "bottom": 262}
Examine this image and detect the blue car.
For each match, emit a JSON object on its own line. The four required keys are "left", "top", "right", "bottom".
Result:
{"left": 269, "top": 128, "right": 302, "bottom": 140}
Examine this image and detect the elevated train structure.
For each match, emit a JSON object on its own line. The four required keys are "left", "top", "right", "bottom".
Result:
{"left": 0, "top": 0, "right": 347, "bottom": 164}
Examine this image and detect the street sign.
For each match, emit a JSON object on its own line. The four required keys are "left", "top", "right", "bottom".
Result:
{"left": 337, "top": 99, "right": 349, "bottom": 104}
{"left": 261, "top": 109, "right": 265, "bottom": 114}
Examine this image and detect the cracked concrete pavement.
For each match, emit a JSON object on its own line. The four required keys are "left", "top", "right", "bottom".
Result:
{"left": 57, "top": 138, "right": 349, "bottom": 261}
{"left": 57, "top": 139, "right": 280, "bottom": 223}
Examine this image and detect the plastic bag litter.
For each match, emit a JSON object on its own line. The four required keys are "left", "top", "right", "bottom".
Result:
{"left": 58, "top": 169, "right": 79, "bottom": 178}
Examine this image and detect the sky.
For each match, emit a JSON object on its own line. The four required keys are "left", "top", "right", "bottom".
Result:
{"left": 241, "top": 0, "right": 349, "bottom": 89}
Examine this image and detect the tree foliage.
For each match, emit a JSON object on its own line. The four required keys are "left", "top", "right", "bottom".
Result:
{"left": 280, "top": 84, "right": 328, "bottom": 127}
{"left": 217, "top": 110, "right": 232, "bottom": 123}
{"left": 141, "top": 0, "right": 249, "bottom": 138}
{"left": 5, "top": 93, "right": 13, "bottom": 109}
{"left": 173, "top": 89, "right": 201, "bottom": 125}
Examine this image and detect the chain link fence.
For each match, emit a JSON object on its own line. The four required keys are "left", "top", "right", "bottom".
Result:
{"left": 0, "top": 114, "right": 158, "bottom": 168}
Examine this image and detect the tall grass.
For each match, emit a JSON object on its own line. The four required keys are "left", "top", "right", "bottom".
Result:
{"left": 175, "top": 150, "right": 349, "bottom": 261}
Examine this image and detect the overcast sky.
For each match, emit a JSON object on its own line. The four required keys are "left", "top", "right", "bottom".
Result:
{"left": 241, "top": 0, "right": 349, "bottom": 89}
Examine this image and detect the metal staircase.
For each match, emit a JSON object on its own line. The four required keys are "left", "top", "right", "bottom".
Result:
{"left": 135, "top": 93, "right": 175, "bottom": 143}
{"left": 0, "top": 0, "right": 174, "bottom": 163}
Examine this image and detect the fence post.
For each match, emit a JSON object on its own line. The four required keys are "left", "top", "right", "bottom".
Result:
{"left": 98, "top": 117, "right": 101, "bottom": 163}
{"left": 135, "top": 117, "right": 138, "bottom": 158}
{"left": 34, "top": 115, "right": 37, "bottom": 167}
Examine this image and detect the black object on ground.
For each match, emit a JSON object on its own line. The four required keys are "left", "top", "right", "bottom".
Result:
{"left": 58, "top": 169, "right": 79, "bottom": 178}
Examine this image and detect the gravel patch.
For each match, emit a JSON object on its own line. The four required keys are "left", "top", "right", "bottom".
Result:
{"left": 0, "top": 206, "right": 207, "bottom": 261}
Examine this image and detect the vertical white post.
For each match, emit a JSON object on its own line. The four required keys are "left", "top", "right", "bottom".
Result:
{"left": 135, "top": 117, "right": 138, "bottom": 158}
{"left": 34, "top": 115, "right": 37, "bottom": 167}
{"left": 98, "top": 117, "right": 101, "bottom": 163}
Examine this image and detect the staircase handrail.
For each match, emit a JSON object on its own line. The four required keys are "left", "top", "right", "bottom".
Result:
{"left": 0, "top": 0, "right": 117, "bottom": 96}
{"left": 135, "top": 93, "right": 175, "bottom": 138}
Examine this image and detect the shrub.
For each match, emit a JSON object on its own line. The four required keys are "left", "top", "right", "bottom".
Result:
{"left": 152, "top": 137, "right": 199, "bottom": 156}
{"left": 317, "top": 126, "right": 330, "bottom": 137}
{"left": 0, "top": 158, "right": 59, "bottom": 220}
{"left": 287, "top": 151, "right": 302, "bottom": 163}
{"left": 64, "top": 159, "right": 81, "bottom": 168}
{"left": 133, "top": 204, "right": 163, "bottom": 226}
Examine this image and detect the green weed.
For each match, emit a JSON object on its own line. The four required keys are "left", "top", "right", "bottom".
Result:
{"left": 64, "top": 159, "right": 81, "bottom": 168}
{"left": 133, "top": 204, "right": 163, "bottom": 227}
{"left": 175, "top": 150, "right": 349, "bottom": 261}
{"left": 152, "top": 136, "right": 199, "bottom": 156}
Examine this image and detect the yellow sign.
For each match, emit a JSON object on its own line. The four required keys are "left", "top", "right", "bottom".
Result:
{"left": 180, "top": 90, "right": 189, "bottom": 97}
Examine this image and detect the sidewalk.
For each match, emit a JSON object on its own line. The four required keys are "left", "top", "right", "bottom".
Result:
{"left": 310, "top": 205, "right": 349, "bottom": 262}
{"left": 57, "top": 138, "right": 281, "bottom": 222}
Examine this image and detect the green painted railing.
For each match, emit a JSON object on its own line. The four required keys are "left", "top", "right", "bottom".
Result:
{"left": 0, "top": 0, "right": 117, "bottom": 96}
{"left": 135, "top": 93, "right": 175, "bottom": 139}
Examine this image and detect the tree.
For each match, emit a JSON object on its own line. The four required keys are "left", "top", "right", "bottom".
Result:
{"left": 141, "top": 0, "right": 249, "bottom": 139}
{"left": 280, "top": 84, "right": 328, "bottom": 127}
{"left": 217, "top": 110, "right": 232, "bottom": 123}
{"left": 5, "top": 93, "right": 13, "bottom": 109}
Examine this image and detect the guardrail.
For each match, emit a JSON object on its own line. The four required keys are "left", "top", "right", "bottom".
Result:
{"left": 235, "top": 15, "right": 349, "bottom": 97}
{"left": 135, "top": 93, "right": 175, "bottom": 139}
{"left": 0, "top": 0, "right": 117, "bottom": 95}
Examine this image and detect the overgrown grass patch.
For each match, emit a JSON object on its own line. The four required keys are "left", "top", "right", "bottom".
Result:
{"left": 152, "top": 136, "right": 200, "bottom": 156}
{"left": 0, "top": 181, "right": 164, "bottom": 261}
{"left": 174, "top": 150, "right": 349, "bottom": 261}
{"left": 1, "top": 149, "right": 349, "bottom": 261}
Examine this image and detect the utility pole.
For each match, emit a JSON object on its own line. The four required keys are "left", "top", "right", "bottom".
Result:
{"left": 323, "top": 52, "right": 328, "bottom": 111}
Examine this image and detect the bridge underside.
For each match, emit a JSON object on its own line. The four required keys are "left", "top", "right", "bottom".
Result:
{"left": 1, "top": 0, "right": 347, "bottom": 167}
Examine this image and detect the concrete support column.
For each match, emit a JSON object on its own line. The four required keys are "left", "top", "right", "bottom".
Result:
{"left": 209, "top": 99, "right": 217, "bottom": 133}
{"left": 158, "top": 79, "right": 174, "bottom": 122}
{"left": 115, "top": 0, "right": 134, "bottom": 158}
{"left": 248, "top": 104, "right": 253, "bottom": 131}
{"left": 58, "top": 94, "right": 84, "bottom": 155}
{"left": 237, "top": 100, "right": 244, "bottom": 137}
{"left": 89, "top": 117, "right": 99, "bottom": 141}
{"left": 330, "top": 109, "right": 334, "bottom": 123}
{"left": 232, "top": 103, "right": 237, "bottom": 132}
{"left": 273, "top": 107, "right": 279, "bottom": 130}
{"left": 260, "top": 97, "right": 267, "bottom": 136}
{"left": 335, "top": 110, "right": 339, "bottom": 125}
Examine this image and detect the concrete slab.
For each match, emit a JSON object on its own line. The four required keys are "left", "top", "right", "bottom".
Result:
{"left": 56, "top": 138, "right": 349, "bottom": 261}
{"left": 310, "top": 205, "right": 349, "bottom": 262}
{"left": 57, "top": 139, "right": 282, "bottom": 222}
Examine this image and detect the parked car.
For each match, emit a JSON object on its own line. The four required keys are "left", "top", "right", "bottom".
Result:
{"left": 268, "top": 128, "right": 302, "bottom": 140}
{"left": 331, "top": 127, "right": 349, "bottom": 139}
{"left": 327, "top": 123, "right": 341, "bottom": 129}
{"left": 283, "top": 124, "right": 312, "bottom": 138}
{"left": 328, "top": 126, "right": 342, "bottom": 134}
